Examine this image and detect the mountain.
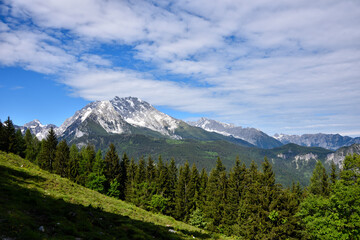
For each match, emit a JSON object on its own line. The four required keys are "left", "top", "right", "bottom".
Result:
{"left": 274, "top": 133, "right": 360, "bottom": 150}
{"left": 188, "top": 117, "right": 282, "bottom": 149}
{"left": 326, "top": 144, "right": 360, "bottom": 167}
{"left": 24, "top": 96, "right": 253, "bottom": 147}
{"left": 20, "top": 119, "right": 57, "bottom": 140}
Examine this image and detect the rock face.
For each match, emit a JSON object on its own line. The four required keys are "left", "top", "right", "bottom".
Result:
{"left": 188, "top": 117, "right": 282, "bottom": 149}
{"left": 20, "top": 119, "right": 57, "bottom": 140}
{"left": 326, "top": 144, "right": 360, "bottom": 168}
{"left": 274, "top": 133, "right": 360, "bottom": 150}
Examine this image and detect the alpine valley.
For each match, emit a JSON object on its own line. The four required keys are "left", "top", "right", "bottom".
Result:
{"left": 19, "top": 96, "right": 360, "bottom": 186}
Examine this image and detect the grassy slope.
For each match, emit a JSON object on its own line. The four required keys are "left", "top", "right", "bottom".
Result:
{"left": 0, "top": 151, "right": 229, "bottom": 240}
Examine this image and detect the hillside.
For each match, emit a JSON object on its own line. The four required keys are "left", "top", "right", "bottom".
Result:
{"left": 0, "top": 151, "right": 227, "bottom": 240}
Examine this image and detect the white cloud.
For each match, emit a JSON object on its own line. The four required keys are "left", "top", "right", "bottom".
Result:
{"left": 1, "top": 0, "right": 360, "bottom": 135}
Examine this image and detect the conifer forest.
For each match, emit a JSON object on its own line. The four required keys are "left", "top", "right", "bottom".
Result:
{"left": 1, "top": 117, "right": 359, "bottom": 239}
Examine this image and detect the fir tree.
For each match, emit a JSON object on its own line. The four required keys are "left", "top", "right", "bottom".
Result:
{"left": 188, "top": 164, "right": 200, "bottom": 214}
{"left": 175, "top": 161, "right": 191, "bottom": 220}
{"left": 92, "top": 150, "right": 105, "bottom": 175}
{"left": 104, "top": 143, "right": 120, "bottom": 186}
{"left": 166, "top": 158, "right": 178, "bottom": 215}
{"left": 309, "top": 160, "right": 329, "bottom": 196}
{"left": 14, "top": 129, "right": 26, "bottom": 158}
{"left": 68, "top": 144, "right": 80, "bottom": 183}
{"left": 37, "top": 127, "right": 58, "bottom": 172}
{"left": 0, "top": 120, "right": 4, "bottom": 151}
{"left": 330, "top": 161, "right": 337, "bottom": 186}
{"left": 204, "top": 157, "right": 227, "bottom": 231}
{"left": 156, "top": 156, "right": 169, "bottom": 196}
{"left": 24, "top": 129, "right": 40, "bottom": 161}
{"left": 118, "top": 152, "right": 129, "bottom": 200}
{"left": 53, "top": 140, "right": 70, "bottom": 177}
{"left": 3, "top": 117, "right": 16, "bottom": 153}
{"left": 125, "top": 158, "right": 137, "bottom": 202}
{"left": 146, "top": 156, "right": 156, "bottom": 183}
{"left": 135, "top": 156, "right": 146, "bottom": 184}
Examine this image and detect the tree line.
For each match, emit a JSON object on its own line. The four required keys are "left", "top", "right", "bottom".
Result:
{"left": 1, "top": 117, "right": 359, "bottom": 239}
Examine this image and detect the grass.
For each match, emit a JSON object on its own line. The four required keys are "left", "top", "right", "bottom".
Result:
{"left": 0, "top": 151, "right": 230, "bottom": 240}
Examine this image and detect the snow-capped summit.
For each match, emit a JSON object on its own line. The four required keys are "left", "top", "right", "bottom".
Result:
{"left": 57, "top": 100, "right": 129, "bottom": 138}
{"left": 110, "top": 96, "right": 180, "bottom": 137}
{"left": 21, "top": 119, "right": 57, "bottom": 140}
{"left": 189, "top": 118, "right": 282, "bottom": 149}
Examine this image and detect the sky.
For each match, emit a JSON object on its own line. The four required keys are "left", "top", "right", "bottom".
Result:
{"left": 0, "top": 0, "right": 360, "bottom": 137}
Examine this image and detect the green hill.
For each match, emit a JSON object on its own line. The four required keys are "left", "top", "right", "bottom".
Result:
{"left": 0, "top": 151, "right": 228, "bottom": 240}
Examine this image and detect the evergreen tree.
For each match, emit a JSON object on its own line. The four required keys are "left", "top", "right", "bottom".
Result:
{"left": 68, "top": 144, "right": 80, "bottom": 183}
{"left": 14, "top": 129, "right": 26, "bottom": 158}
{"left": 24, "top": 129, "right": 40, "bottom": 161}
{"left": 104, "top": 143, "right": 120, "bottom": 187}
{"left": 166, "top": 158, "right": 178, "bottom": 215}
{"left": 309, "top": 160, "right": 329, "bottom": 196}
{"left": 82, "top": 144, "right": 96, "bottom": 176}
{"left": 204, "top": 157, "right": 227, "bottom": 231}
{"left": 156, "top": 156, "right": 169, "bottom": 196}
{"left": 187, "top": 164, "right": 200, "bottom": 214}
{"left": 146, "top": 156, "right": 156, "bottom": 183}
{"left": 3, "top": 117, "right": 16, "bottom": 153}
{"left": 223, "top": 157, "right": 246, "bottom": 232}
{"left": 197, "top": 168, "right": 208, "bottom": 209}
{"left": 0, "top": 120, "right": 4, "bottom": 151}
{"left": 37, "top": 127, "right": 58, "bottom": 172}
{"left": 330, "top": 161, "right": 337, "bottom": 186}
{"left": 118, "top": 152, "right": 130, "bottom": 200}
{"left": 86, "top": 149, "right": 106, "bottom": 193}
{"left": 53, "top": 140, "right": 70, "bottom": 177}
{"left": 92, "top": 150, "right": 104, "bottom": 175}
{"left": 175, "top": 161, "right": 191, "bottom": 221}
{"left": 135, "top": 157, "right": 146, "bottom": 184}
{"left": 125, "top": 158, "right": 137, "bottom": 202}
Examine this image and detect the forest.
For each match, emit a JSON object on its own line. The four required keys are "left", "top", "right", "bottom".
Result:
{"left": 1, "top": 117, "right": 359, "bottom": 239}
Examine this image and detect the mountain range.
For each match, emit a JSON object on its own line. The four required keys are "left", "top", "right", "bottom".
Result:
{"left": 19, "top": 96, "right": 360, "bottom": 186}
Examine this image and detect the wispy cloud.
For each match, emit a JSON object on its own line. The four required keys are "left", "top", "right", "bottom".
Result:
{"left": 0, "top": 0, "right": 359, "bottom": 135}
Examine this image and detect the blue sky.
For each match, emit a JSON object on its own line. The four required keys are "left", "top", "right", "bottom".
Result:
{"left": 1, "top": 0, "right": 360, "bottom": 136}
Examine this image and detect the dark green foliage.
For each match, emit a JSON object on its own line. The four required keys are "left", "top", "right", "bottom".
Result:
{"left": 37, "top": 128, "right": 58, "bottom": 172}
{"left": 68, "top": 144, "right": 80, "bottom": 183}
{"left": 53, "top": 140, "right": 70, "bottom": 177}
{"left": 86, "top": 172, "right": 106, "bottom": 193}
{"left": 0, "top": 120, "right": 4, "bottom": 151}
{"left": 309, "top": 160, "right": 329, "bottom": 196}
{"left": 298, "top": 154, "right": 360, "bottom": 239}
{"left": 2, "top": 117, "right": 16, "bottom": 153}
{"left": 107, "top": 179, "right": 121, "bottom": 198}
{"left": 146, "top": 156, "right": 156, "bottom": 183}
{"left": 24, "top": 129, "right": 40, "bottom": 162}
{"left": 14, "top": 129, "right": 26, "bottom": 158}
{"left": 118, "top": 152, "right": 129, "bottom": 200}
{"left": 104, "top": 143, "right": 120, "bottom": 184}
{"left": 175, "top": 161, "right": 191, "bottom": 221}
{"left": 204, "top": 157, "right": 227, "bottom": 232}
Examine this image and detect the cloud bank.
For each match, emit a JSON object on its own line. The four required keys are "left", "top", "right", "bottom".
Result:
{"left": 1, "top": 0, "right": 359, "bottom": 135}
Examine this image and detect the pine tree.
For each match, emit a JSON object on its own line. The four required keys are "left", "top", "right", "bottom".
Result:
{"left": 104, "top": 143, "right": 120, "bottom": 185}
{"left": 197, "top": 168, "right": 208, "bottom": 209}
{"left": 3, "top": 117, "right": 16, "bottom": 153}
{"left": 146, "top": 156, "right": 156, "bottom": 183}
{"left": 135, "top": 157, "right": 146, "bottom": 184}
{"left": 118, "top": 152, "right": 129, "bottom": 200}
{"left": 37, "top": 128, "right": 58, "bottom": 172}
{"left": 82, "top": 144, "right": 96, "bottom": 176}
{"left": 0, "top": 120, "right": 4, "bottom": 151}
{"left": 68, "top": 144, "right": 80, "bottom": 183}
{"left": 24, "top": 129, "right": 40, "bottom": 161}
{"left": 223, "top": 157, "right": 246, "bottom": 232}
{"left": 204, "top": 157, "right": 227, "bottom": 231}
{"left": 156, "top": 155, "right": 169, "bottom": 195}
{"left": 188, "top": 164, "right": 200, "bottom": 215}
{"left": 330, "top": 161, "right": 337, "bottom": 186}
{"left": 53, "top": 140, "right": 70, "bottom": 177}
{"left": 14, "top": 129, "right": 26, "bottom": 158}
{"left": 175, "top": 161, "right": 191, "bottom": 220}
{"left": 125, "top": 158, "right": 137, "bottom": 202}
{"left": 86, "top": 149, "right": 106, "bottom": 193}
{"left": 92, "top": 150, "right": 105, "bottom": 175}
{"left": 166, "top": 158, "right": 178, "bottom": 215}
{"left": 309, "top": 160, "right": 329, "bottom": 196}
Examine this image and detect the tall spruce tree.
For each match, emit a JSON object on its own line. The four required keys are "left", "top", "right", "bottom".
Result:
{"left": 309, "top": 160, "right": 329, "bottom": 196}
{"left": 175, "top": 161, "right": 191, "bottom": 221}
{"left": 223, "top": 157, "right": 246, "bottom": 232}
{"left": 146, "top": 156, "right": 156, "bottom": 183}
{"left": 0, "top": 120, "right": 4, "bottom": 151}
{"left": 330, "top": 161, "right": 337, "bottom": 186}
{"left": 53, "top": 140, "right": 70, "bottom": 177}
{"left": 118, "top": 153, "right": 130, "bottom": 200}
{"left": 204, "top": 157, "right": 227, "bottom": 231}
{"left": 37, "top": 127, "right": 58, "bottom": 171}
{"left": 166, "top": 158, "right": 178, "bottom": 215}
{"left": 104, "top": 143, "right": 120, "bottom": 185}
{"left": 24, "top": 129, "right": 40, "bottom": 161}
{"left": 68, "top": 144, "right": 80, "bottom": 183}
{"left": 3, "top": 117, "right": 16, "bottom": 153}
{"left": 125, "top": 158, "right": 137, "bottom": 202}
{"left": 14, "top": 129, "right": 26, "bottom": 158}
{"left": 188, "top": 164, "right": 200, "bottom": 214}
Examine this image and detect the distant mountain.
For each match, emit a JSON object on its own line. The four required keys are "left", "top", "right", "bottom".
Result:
{"left": 22, "top": 96, "right": 253, "bottom": 147}
{"left": 188, "top": 117, "right": 282, "bottom": 149}
{"left": 20, "top": 119, "right": 57, "bottom": 140}
{"left": 274, "top": 133, "right": 360, "bottom": 150}
{"left": 326, "top": 144, "right": 360, "bottom": 167}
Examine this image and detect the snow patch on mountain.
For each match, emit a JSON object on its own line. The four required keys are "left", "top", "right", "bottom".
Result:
{"left": 21, "top": 119, "right": 57, "bottom": 140}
